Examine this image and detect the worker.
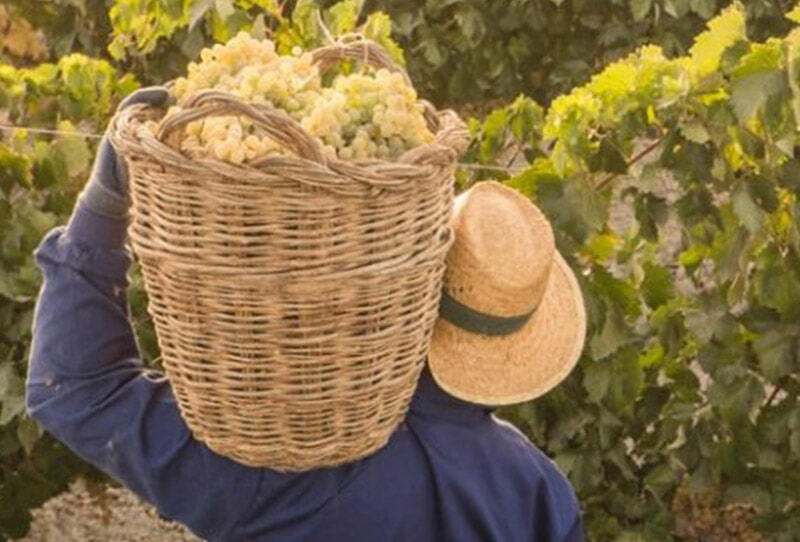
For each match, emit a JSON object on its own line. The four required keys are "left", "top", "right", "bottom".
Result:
{"left": 26, "top": 87, "right": 586, "bottom": 541}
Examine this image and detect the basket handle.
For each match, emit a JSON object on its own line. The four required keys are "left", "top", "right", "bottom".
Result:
{"left": 311, "top": 37, "right": 442, "bottom": 130}
{"left": 311, "top": 37, "right": 410, "bottom": 84}
{"left": 155, "top": 90, "right": 328, "bottom": 164}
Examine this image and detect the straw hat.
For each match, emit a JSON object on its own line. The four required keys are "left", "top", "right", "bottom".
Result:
{"left": 427, "top": 181, "right": 587, "bottom": 406}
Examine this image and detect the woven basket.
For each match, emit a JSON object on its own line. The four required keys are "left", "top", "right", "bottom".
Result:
{"left": 108, "top": 38, "right": 468, "bottom": 470}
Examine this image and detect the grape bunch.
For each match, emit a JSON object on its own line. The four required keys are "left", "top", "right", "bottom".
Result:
{"left": 149, "top": 31, "right": 434, "bottom": 164}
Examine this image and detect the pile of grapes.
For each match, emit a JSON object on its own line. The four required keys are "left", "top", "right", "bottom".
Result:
{"left": 151, "top": 32, "right": 434, "bottom": 164}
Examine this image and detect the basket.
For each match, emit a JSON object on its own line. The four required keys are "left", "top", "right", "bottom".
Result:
{"left": 108, "top": 38, "right": 468, "bottom": 470}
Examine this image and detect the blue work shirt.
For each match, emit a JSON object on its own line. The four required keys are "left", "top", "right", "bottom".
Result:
{"left": 26, "top": 203, "right": 584, "bottom": 541}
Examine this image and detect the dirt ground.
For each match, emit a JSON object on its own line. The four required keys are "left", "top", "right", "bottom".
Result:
{"left": 22, "top": 477, "right": 201, "bottom": 542}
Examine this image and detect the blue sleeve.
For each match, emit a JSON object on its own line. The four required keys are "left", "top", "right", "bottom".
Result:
{"left": 25, "top": 204, "right": 267, "bottom": 540}
{"left": 534, "top": 453, "right": 584, "bottom": 542}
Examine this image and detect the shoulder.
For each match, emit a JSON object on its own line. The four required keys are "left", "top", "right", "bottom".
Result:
{"left": 489, "top": 414, "right": 579, "bottom": 504}
{"left": 489, "top": 415, "right": 583, "bottom": 539}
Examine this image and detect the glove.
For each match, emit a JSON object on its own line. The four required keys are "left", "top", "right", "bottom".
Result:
{"left": 78, "top": 86, "right": 173, "bottom": 218}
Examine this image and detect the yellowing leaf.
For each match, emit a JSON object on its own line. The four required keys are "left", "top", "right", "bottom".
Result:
{"left": 588, "top": 61, "right": 638, "bottom": 100}
{"left": 327, "top": 0, "right": 360, "bottom": 36}
{"left": 585, "top": 233, "right": 621, "bottom": 263}
{"left": 731, "top": 39, "right": 784, "bottom": 79}
{"left": 689, "top": 4, "right": 746, "bottom": 78}
{"left": 0, "top": 6, "right": 48, "bottom": 61}
{"left": 787, "top": 2, "right": 800, "bottom": 23}
{"left": 362, "top": 11, "right": 404, "bottom": 65}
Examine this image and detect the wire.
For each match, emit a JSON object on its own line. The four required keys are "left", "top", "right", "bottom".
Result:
{"left": 0, "top": 122, "right": 521, "bottom": 173}
{"left": 0, "top": 123, "right": 105, "bottom": 140}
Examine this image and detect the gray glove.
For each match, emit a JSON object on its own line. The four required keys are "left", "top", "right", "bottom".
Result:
{"left": 78, "top": 86, "right": 173, "bottom": 218}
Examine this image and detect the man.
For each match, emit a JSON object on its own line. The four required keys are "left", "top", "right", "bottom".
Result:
{"left": 26, "top": 87, "right": 586, "bottom": 541}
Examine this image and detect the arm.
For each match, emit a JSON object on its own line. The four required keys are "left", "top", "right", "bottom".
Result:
{"left": 25, "top": 88, "right": 277, "bottom": 540}
{"left": 26, "top": 204, "right": 263, "bottom": 540}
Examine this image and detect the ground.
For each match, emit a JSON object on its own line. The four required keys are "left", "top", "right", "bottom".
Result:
{"left": 22, "top": 477, "right": 200, "bottom": 541}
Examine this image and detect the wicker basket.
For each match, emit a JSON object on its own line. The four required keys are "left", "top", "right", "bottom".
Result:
{"left": 108, "top": 38, "right": 468, "bottom": 470}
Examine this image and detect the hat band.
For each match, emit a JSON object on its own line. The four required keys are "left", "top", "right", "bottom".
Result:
{"left": 439, "top": 290, "right": 536, "bottom": 337}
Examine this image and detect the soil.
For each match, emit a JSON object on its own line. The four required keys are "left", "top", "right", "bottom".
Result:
{"left": 22, "top": 477, "right": 201, "bottom": 542}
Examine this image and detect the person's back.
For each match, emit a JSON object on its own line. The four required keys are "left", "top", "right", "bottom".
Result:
{"left": 233, "top": 371, "right": 581, "bottom": 541}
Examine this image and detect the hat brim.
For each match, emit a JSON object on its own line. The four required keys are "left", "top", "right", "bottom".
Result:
{"left": 427, "top": 252, "right": 586, "bottom": 406}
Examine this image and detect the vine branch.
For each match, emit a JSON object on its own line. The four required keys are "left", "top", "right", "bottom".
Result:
{"left": 594, "top": 135, "right": 667, "bottom": 191}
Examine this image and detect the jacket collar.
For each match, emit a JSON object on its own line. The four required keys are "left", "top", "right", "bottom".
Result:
{"left": 409, "top": 367, "right": 493, "bottom": 422}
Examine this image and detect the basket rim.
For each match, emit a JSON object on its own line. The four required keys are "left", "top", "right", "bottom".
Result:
{"left": 107, "top": 37, "right": 469, "bottom": 198}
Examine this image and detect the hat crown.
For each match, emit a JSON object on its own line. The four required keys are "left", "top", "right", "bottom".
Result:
{"left": 443, "top": 182, "right": 555, "bottom": 317}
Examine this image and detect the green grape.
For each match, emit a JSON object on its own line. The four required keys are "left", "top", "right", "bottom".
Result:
{"left": 164, "top": 31, "right": 434, "bottom": 165}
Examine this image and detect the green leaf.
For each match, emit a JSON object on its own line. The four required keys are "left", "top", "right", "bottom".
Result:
{"left": 16, "top": 417, "right": 42, "bottom": 456}
{"left": 679, "top": 243, "right": 709, "bottom": 269}
{"left": 644, "top": 460, "right": 680, "bottom": 498}
{"left": 791, "top": 415, "right": 800, "bottom": 455}
{"left": 361, "top": 12, "right": 404, "bottom": 64}
{"left": 421, "top": 38, "right": 444, "bottom": 68}
{"left": 589, "top": 307, "right": 631, "bottom": 360}
{"left": 52, "top": 121, "right": 91, "bottom": 178}
{"left": 747, "top": 174, "right": 779, "bottom": 213}
{"left": 214, "top": 0, "right": 235, "bottom": 19}
{"left": 0, "top": 144, "right": 32, "bottom": 196}
{"left": 479, "top": 108, "right": 508, "bottom": 163}
{"left": 456, "top": 7, "right": 485, "bottom": 41}
{"left": 638, "top": 343, "right": 665, "bottom": 368}
{"left": 585, "top": 233, "right": 620, "bottom": 263}
{"left": 189, "top": 0, "right": 215, "bottom": 30}
{"left": 755, "top": 251, "right": 800, "bottom": 317}
{"left": 690, "top": 0, "right": 716, "bottom": 19}
{"left": 607, "top": 347, "right": 644, "bottom": 412}
{"left": 587, "top": 138, "right": 628, "bottom": 174}
{"left": 730, "top": 71, "right": 785, "bottom": 122}
{"left": 731, "top": 184, "right": 765, "bottom": 234}
{"left": 326, "top": 0, "right": 360, "bottom": 36}
{"left": 630, "top": 0, "right": 653, "bottom": 22}
{"left": 505, "top": 158, "right": 559, "bottom": 198}
{"left": 634, "top": 193, "right": 668, "bottom": 242}
{"left": 583, "top": 361, "right": 610, "bottom": 401}
{"left": 664, "top": 0, "right": 690, "bottom": 18}
{"left": 593, "top": 267, "right": 640, "bottom": 317}
{"left": 753, "top": 331, "right": 796, "bottom": 382}
{"left": 641, "top": 262, "right": 673, "bottom": 309}
{"left": 708, "top": 374, "right": 764, "bottom": 424}
{"left": 32, "top": 142, "right": 68, "bottom": 190}
{"left": 680, "top": 121, "right": 710, "bottom": 144}
{"left": 291, "top": 0, "right": 319, "bottom": 44}
{"left": 0, "top": 363, "right": 25, "bottom": 425}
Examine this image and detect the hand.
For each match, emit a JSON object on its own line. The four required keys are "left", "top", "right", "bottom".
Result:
{"left": 79, "top": 86, "right": 173, "bottom": 218}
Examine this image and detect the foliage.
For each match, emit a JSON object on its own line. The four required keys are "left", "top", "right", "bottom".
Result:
{"left": 0, "top": 55, "right": 140, "bottom": 538}
{"left": 362, "top": 0, "right": 797, "bottom": 106}
{"left": 0, "top": 5, "right": 48, "bottom": 63}
{"left": 102, "top": 0, "right": 404, "bottom": 88}
{"left": 472, "top": 4, "right": 800, "bottom": 537}
{"left": 1, "top": 0, "right": 799, "bottom": 540}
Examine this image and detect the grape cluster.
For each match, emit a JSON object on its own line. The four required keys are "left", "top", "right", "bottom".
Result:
{"left": 152, "top": 31, "right": 434, "bottom": 164}
{"left": 302, "top": 70, "right": 433, "bottom": 160}
{"left": 671, "top": 479, "right": 766, "bottom": 542}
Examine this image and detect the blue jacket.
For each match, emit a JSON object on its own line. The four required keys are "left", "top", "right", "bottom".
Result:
{"left": 26, "top": 203, "right": 584, "bottom": 542}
